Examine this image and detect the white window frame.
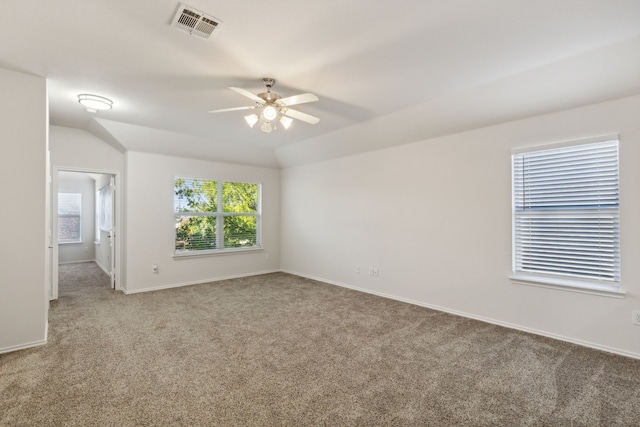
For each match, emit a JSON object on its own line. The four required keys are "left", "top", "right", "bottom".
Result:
{"left": 510, "top": 136, "right": 625, "bottom": 298}
{"left": 58, "top": 192, "right": 82, "bottom": 244}
{"left": 173, "top": 178, "right": 262, "bottom": 257}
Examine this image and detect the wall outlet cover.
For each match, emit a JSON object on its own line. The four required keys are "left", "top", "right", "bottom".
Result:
{"left": 633, "top": 311, "right": 640, "bottom": 325}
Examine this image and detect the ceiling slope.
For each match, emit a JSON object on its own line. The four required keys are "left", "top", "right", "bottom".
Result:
{"left": 0, "top": 0, "right": 638, "bottom": 167}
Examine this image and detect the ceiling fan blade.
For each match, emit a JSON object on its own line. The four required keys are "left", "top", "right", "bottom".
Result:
{"left": 282, "top": 108, "right": 320, "bottom": 124}
{"left": 278, "top": 93, "right": 319, "bottom": 107}
{"left": 229, "top": 87, "right": 264, "bottom": 104}
{"left": 208, "top": 106, "right": 256, "bottom": 113}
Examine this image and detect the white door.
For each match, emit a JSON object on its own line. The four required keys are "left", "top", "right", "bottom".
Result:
{"left": 109, "top": 176, "right": 116, "bottom": 289}
{"left": 45, "top": 155, "right": 53, "bottom": 300}
{"left": 51, "top": 170, "right": 59, "bottom": 300}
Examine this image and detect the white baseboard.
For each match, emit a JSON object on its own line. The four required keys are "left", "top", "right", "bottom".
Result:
{"left": 94, "top": 260, "right": 110, "bottom": 276}
{"left": 58, "top": 259, "right": 95, "bottom": 265}
{"left": 123, "top": 269, "right": 281, "bottom": 295}
{"left": 281, "top": 269, "right": 640, "bottom": 361}
{"left": 0, "top": 338, "right": 47, "bottom": 355}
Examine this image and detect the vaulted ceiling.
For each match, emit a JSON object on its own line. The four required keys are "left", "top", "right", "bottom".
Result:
{"left": 1, "top": 1, "right": 639, "bottom": 167}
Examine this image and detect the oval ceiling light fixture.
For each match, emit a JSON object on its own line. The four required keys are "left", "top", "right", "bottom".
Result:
{"left": 78, "top": 94, "right": 113, "bottom": 113}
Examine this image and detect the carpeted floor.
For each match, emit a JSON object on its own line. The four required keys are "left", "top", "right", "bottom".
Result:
{"left": 1, "top": 262, "right": 639, "bottom": 426}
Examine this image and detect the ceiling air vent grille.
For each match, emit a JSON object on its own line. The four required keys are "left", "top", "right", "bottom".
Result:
{"left": 171, "top": 3, "right": 222, "bottom": 39}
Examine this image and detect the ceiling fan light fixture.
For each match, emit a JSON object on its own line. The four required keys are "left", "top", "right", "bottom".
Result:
{"left": 261, "top": 121, "right": 273, "bottom": 133}
{"left": 78, "top": 94, "right": 113, "bottom": 112}
{"left": 244, "top": 113, "right": 259, "bottom": 127}
{"left": 280, "top": 115, "right": 293, "bottom": 129}
{"left": 262, "top": 104, "right": 278, "bottom": 121}
{"left": 208, "top": 78, "right": 320, "bottom": 134}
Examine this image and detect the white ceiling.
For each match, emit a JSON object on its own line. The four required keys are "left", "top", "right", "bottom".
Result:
{"left": 1, "top": 0, "right": 639, "bottom": 168}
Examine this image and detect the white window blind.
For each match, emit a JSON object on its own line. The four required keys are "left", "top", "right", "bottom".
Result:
{"left": 512, "top": 140, "right": 620, "bottom": 284}
{"left": 58, "top": 193, "right": 82, "bottom": 243}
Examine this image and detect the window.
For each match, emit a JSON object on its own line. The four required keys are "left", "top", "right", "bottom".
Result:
{"left": 512, "top": 138, "right": 620, "bottom": 291}
{"left": 174, "top": 177, "right": 261, "bottom": 255}
{"left": 58, "top": 193, "right": 82, "bottom": 243}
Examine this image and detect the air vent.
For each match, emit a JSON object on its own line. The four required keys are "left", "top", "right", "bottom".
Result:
{"left": 171, "top": 3, "right": 222, "bottom": 39}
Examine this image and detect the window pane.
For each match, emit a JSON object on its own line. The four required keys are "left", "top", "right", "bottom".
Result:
{"left": 174, "top": 178, "right": 217, "bottom": 213}
{"left": 512, "top": 140, "right": 620, "bottom": 283}
{"left": 224, "top": 216, "right": 257, "bottom": 248}
{"left": 222, "top": 182, "right": 258, "bottom": 213}
{"left": 58, "top": 193, "right": 81, "bottom": 242}
{"left": 175, "top": 216, "right": 216, "bottom": 251}
{"left": 174, "top": 177, "right": 261, "bottom": 254}
{"left": 58, "top": 216, "right": 81, "bottom": 242}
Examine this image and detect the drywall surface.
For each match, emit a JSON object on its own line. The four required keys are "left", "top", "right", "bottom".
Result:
{"left": 124, "top": 151, "right": 281, "bottom": 293}
{"left": 50, "top": 125, "right": 125, "bottom": 172}
{"left": 281, "top": 95, "right": 640, "bottom": 358}
{"left": 0, "top": 68, "right": 47, "bottom": 352}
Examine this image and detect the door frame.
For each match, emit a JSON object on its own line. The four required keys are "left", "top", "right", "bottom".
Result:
{"left": 51, "top": 166, "right": 122, "bottom": 299}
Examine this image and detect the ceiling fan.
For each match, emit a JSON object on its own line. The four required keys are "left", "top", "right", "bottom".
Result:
{"left": 209, "top": 78, "right": 320, "bottom": 133}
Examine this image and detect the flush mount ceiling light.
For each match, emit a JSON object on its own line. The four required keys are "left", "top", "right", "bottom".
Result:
{"left": 78, "top": 94, "right": 113, "bottom": 113}
{"left": 209, "top": 78, "right": 320, "bottom": 133}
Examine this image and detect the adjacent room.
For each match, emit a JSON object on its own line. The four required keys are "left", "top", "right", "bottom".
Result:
{"left": 1, "top": 1, "right": 639, "bottom": 425}
{"left": 55, "top": 171, "right": 115, "bottom": 294}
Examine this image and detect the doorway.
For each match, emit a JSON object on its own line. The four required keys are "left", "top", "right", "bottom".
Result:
{"left": 51, "top": 167, "right": 121, "bottom": 300}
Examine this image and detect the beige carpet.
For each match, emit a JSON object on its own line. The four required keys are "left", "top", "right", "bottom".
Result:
{"left": 1, "top": 262, "right": 639, "bottom": 426}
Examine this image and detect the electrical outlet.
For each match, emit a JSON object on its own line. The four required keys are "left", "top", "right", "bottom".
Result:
{"left": 633, "top": 311, "right": 640, "bottom": 326}
{"left": 265, "top": 253, "right": 270, "bottom": 261}
{"left": 373, "top": 267, "right": 379, "bottom": 277}
{"left": 355, "top": 265, "right": 360, "bottom": 274}
{"left": 369, "top": 267, "right": 374, "bottom": 276}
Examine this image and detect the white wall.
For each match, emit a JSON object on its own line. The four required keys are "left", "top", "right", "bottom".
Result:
{"left": 124, "top": 151, "right": 281, "bottom": 293}
{"left": 50, "top": 125, "right": 125, "bottom": 171}
{"left": 58, "top": 173, "right": 96, "bottom": 264}
{"left": 281, "top": 94, "right": 640, "bottom": 358}
{"left": 0, "top": 68, "right": 47, "bottom": 353}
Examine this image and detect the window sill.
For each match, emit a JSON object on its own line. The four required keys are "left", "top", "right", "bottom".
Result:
{"left": 510, "top": 274, "right": 626, "bottom": 299}
{"left": 59, "top": 241, "right": 82, "bottom": 245}
{"left": 173, "top": 247, "right": 262, "bottom": 259}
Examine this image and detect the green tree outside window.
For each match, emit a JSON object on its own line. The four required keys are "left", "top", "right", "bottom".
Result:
{"left": 175, "top": 178, "right": 260, "bottom": 253}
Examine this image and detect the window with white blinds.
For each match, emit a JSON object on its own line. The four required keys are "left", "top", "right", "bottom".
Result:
{"left": 512, "top": 139, "right": 620, "bottom": 287}
{"left": 58, "top": 193, "right": 82, "bottom": 243}
{"left": 174, "top": 177, "right": 261, "bottom": 255}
